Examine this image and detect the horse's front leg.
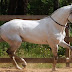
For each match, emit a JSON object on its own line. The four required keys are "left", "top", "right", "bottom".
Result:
{"left": 59, "top": 41, "right": 72, "bottom": 62}
{"left": 51, "top": 45, "right": 58, "bottom": 71}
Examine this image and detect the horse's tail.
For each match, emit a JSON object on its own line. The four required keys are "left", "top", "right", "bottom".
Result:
{"left": 0, "top": 26, "right": 4, "bottom": 42}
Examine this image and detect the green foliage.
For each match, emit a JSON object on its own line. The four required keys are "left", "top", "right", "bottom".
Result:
{"left": 16, "top": 43, "right": 53, "bottom": 58}
{"left": 0, "top": 41, "right": 66, "bottom": 58}
{"left": 0, "top": 42, "right": 9, "bottom": 57}
{"left": 59, "top": 0, "right": 70, "bottom": 7}
{"left": 0, "top": 0, "right": 71, "bottom": 15}
{"left": 28, "top": 0, "right": 54, "bottom": 15}
{"left": 58, "top": 46, "right": 66, "bottom": 57}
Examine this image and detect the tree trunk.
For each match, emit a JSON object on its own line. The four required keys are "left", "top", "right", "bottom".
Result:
{"left": 7, "top": 0, "right": 17, "bottom": 15}
{"left": 8, "top": 0, "right": 28, "bottom": 15}
{"left": 15, "top": 0, "right": 28, "bottom": 15}
{"left": 5, "top": 0, "right": 8, "bottom": 13}
{"left": 24, "top": 0, "right": 28, "bottom": 14}
{"left": 1, "top": 0, "right": 3, "bottom": 14}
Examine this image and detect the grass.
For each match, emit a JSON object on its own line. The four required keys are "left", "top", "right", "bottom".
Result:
{"left": 0, "top": 42, "right": 54, "bottom": 58}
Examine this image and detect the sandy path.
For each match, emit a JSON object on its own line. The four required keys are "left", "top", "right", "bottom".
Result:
{"left": 0, "top": 67, "right": 72, "bottom": 72}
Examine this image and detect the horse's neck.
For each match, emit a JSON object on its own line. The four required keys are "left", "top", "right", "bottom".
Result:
{"left": 51, "top": 6, "right": 70, "bottom": 33}
{"left": 51, "top": 7, "right": 70, "bottom": 26}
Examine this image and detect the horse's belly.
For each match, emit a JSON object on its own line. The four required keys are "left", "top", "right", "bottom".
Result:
{"left": 22, "top": 35, "right": 48, "bottom": 44}
{"left": 24, "top": 39, "right": 48, "bottom": 44}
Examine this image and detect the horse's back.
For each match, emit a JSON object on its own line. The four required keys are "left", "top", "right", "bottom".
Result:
{"left": 0, "top": 19, "right": 49, "bottom": 44}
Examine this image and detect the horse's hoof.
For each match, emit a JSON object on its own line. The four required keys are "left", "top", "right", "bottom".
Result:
{"left": 52, "top": 68, "right": 58, "bottom": 72}
{"left": 16, "top": 66, "right": 22, "bottom": 70}
{"left": 22, "top": 64, "right": 27, "bottom": 68}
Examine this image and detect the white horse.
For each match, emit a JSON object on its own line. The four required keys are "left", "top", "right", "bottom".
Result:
{"left": 0, "top": 5, "right": 72, "bottom": 71}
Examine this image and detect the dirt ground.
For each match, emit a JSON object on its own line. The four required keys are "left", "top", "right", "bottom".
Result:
{"left": 0, "top": 68, "right": 72, "bottom": 72}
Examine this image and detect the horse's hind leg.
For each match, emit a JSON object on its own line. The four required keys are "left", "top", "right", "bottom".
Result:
{"left": 7, "top": 43, "right": 27, "bottom": 69}
{"left": 6, "top": 36, "right": 27, "bottom": 69}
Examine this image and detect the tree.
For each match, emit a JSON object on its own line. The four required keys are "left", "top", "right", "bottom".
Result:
{"left": 1, "top": 0, "right": 8, "bottom": 14}
{"left": 28, "top": 0, "right": 54, "bottom": 15}
{"left": 7, "top": 0, "right": 17, "bottom": 15}
{"left": 8, "top": 0, "right": 28, "bottom": 15}
{"left": 67, "top": 0, "right": 72, "bottom": 5}
{"left": 15, "top": 0, "right": 28, "bottom": 15}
